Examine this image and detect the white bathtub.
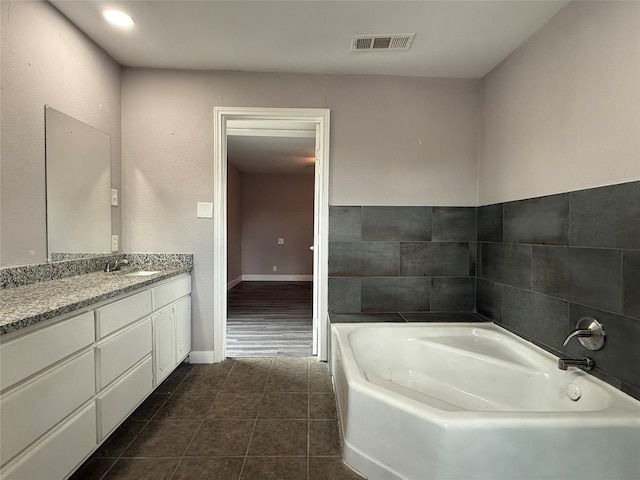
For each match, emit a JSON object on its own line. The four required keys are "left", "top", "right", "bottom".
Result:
{"left": 331, "top": 322, "right": 640, "bottom": 480}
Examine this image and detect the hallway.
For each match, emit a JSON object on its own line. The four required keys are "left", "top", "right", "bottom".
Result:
{"left": 226, "top": 282, "right": 313, "bottom": 357}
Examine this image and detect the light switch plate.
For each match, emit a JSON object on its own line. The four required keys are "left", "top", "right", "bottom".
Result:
{"left": 197, "top": 202, "right": 213, "bottom": 218}
{"left": 277, "top": 238, "right": 285, "bottom": 245}
{"left": 110, "top": 188, "right": 118, "bottom": 207}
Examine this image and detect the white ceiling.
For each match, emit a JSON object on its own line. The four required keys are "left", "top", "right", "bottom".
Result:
{"left": 48, "top": 0, "right": 569, "bottom": 174}
{"left": 49, "top": 0, "right": 568, "bottom": 79}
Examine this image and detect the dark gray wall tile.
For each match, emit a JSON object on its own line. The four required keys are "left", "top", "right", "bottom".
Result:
{"left": 476, "top": 278, "right": 502, "bottom": 322}
{"left": 502, "top": 287, "right": 569, "bottom": 351}
{"left": 400, "top": 242, "right": 470, "bottom": 277}
{"left": 328, "top": 207, "right": 361, "bottom": 242}
{"left": 532, "top": 246, "right": 571, "bottom": 299}
{"left": 328, "top": 242, "right": 398, "bottom": 276}
{"left": 431, "top": 277, "right": 475, "bottom": 312}
{"left": 362, "top": 207, "right": 432, "bottom": 241}
{"left": 480, "top": 243, "right": 532, "bottom": 289}
{"left": 503, "top": 194, "right": 569, "bottom": 245}
{"left": 623, "top": 250, "right": 640, "bottom": 318}
{"left": 567, "top": 304, "right": 640, "bottom": 388}
{"left": 570, "top": 181, "right": 640, "bottom": 249}
{"left": 568, "top": 248, "right": 622, "bottom": 314}
{"left": 432, "top": 207, "right": 476, "bottom": 242}
{"left": 621, "top": 382, "right": 640, "bottom": 401}
{"left": 401, "top": 312, "right": 487, "bottom": 322}
{"left": 469, "top": 241, "right": 477, "bottom": 276}
{"left": 361, "top": 277, "right": 430, "bottom": 312}
{"left": 477, "top": 204, "right": 503, "bottom": 243}
{"left": 533, "top": 246, "right": 623, "bottom": 313}
{"left": 328, "top": 277, "right": 361, "bottom": 313}
{"left": 329, "top": 313, "right": 404, "bottom": 323}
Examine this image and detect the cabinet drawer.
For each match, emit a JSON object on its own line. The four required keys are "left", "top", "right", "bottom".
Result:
{"left": 152, "top": 274, "right": 191, "bottom": 310}
{"left": 98, "top": 356, "right": 153, "bottom": 439}
{"left": 95, "top": 290, "right": 152, "bottom": 339}
{"left": 0, "top": 350, "right": 95, "bottom": 465}
{"left": 0, "top": 403, "right": 96, "bottom": 480}
{"left": 97, "top": 318, "right": 152, "bottom": 390}
{"left": 0, "top": 311, "right": 94, "bottom": 391}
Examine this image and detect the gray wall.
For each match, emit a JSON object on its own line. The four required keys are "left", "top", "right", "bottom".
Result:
{"left": 480, "top": 0, "right": 640, "bottom": 204}
{"left": 0, "top": 0, "right": 122, "bottom": 267}
{"left": 121, "top": 69, "right": 481, "bottom": 354}
{"left": 241, "top": 173, "right": 314, "bottom": 277}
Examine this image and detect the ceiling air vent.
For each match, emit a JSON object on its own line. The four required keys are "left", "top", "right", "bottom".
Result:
{"left": 351, "top": 33, "right": 415, "bottom": 52}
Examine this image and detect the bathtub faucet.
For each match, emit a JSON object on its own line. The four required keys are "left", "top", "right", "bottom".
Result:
{"left": 562, "top": 328, "right": 594, "bottom": 346}
{"left": 557, "top": 357, "right": 594, "bottom": 371}
{"left": 562, "top": 317, "right": 606, "bottom": 350}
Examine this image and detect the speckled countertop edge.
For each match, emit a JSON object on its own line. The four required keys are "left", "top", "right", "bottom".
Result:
{"left": 0, "top": 266, "right": 191, "bottom": 335}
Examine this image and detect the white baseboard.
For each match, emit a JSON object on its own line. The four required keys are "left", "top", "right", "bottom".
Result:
{"left": 187, "top": 351, "right": 214, "bottom": 364}
{"left": 242, "top": 274, "right": 313, "bottom": 282}
{"left": 227, "top": 275, "right": 242, "bottom": 290}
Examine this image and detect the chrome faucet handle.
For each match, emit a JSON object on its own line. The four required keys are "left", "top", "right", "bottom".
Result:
{"left": 562, "top": 317, "right": 605, "bottom": 351}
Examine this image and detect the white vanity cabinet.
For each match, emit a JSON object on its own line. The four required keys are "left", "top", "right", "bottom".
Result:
{"left": 0, "top": 312, "right": 97, "bottom": 480}
{"left": 0, "top": 272, "right": 192, "bottom": 480}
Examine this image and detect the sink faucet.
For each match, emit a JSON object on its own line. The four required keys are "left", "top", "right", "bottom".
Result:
{"left": 558, "top": 357, "right": 594, "bottom": 371}
{"left": 104, "top": 258, "right": 129, "bottom": 272}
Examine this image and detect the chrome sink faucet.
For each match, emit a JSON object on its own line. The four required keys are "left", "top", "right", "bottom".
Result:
{"left": 104, "top": 258, "right": 129, "bottom": 272}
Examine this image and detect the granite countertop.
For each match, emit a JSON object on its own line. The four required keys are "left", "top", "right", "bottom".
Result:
{"left": 0, "top": 266, "right": 191, "bottom": 335}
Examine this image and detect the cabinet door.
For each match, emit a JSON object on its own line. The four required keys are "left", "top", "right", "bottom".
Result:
{"left": 175, "top": 296, "right": 191, "bottom": 362}
{"left": 152, "top": 308, "right": 175, "bottom": 386}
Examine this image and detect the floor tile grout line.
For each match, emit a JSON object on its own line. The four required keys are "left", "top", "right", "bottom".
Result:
{"left": 92, "top": 372, "right": 182, "bottom": 480}
{"left": 237, "top": 357, "right": 272, "bottom": 480}
{"left": 165, "top": 366, "right": 222, "bottom": 480}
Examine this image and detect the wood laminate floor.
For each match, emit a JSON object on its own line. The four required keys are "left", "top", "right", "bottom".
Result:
{"left": 226, "top": 281, "right": 313, "bottom": 357}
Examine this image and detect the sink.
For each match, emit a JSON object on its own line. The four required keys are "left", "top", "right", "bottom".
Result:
{"left": 124, "top": 270, "right": 160, "bottom": 277}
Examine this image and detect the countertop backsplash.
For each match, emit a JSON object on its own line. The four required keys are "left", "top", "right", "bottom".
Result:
{"left": 0, "top": 253, "right": 193, "bottom": 290}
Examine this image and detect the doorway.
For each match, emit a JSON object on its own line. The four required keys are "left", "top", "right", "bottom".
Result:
{"left": 213, "top": 107, "right": 330, "bottom": 362}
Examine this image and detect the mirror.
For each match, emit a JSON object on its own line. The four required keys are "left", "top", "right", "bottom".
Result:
{"left": 45, "top": 106, "right": 112, "bottom": 260}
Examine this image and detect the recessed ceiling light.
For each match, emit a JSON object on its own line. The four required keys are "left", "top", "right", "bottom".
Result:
{"left": 102, "top": 9, "right": 135, "bottom": 28}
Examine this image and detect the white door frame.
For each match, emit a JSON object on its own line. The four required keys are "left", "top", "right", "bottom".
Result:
{"left": 213, "top": 107, "right": 331, "bottom": 362}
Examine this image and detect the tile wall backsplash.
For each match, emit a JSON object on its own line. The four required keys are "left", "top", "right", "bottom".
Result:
{"left": 328, "top": 180, "right": 640, "bottom": 398}
{"left": 328, "top": 206, "right": 477, "bottom": 314}
{"left": 477, "top": 180, "right": 640, "bottom": 398}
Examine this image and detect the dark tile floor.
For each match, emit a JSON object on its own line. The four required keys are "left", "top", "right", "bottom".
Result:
{"left": 71, "top": 357, "right": 365, "bottom": 480}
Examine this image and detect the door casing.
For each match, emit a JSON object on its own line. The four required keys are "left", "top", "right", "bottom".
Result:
{"left": 213, "top": 107, "right": 331, "bottom": 362}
